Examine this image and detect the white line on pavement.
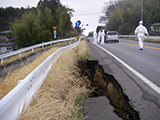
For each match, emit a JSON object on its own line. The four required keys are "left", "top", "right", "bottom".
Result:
{"left": 95, "top": 44, "right": 160, "bottom": 94}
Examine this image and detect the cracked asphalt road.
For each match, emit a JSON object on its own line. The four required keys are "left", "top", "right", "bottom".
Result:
{"left": 86, "top": 37, "right": 160, "bottom": 120}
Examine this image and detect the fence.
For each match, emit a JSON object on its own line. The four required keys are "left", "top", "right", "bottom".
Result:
{"left": 0, "top": 38, "right": 81, "bottom": 120}
{"left": 0, "top": 37, "right": 76, "bottom": 64}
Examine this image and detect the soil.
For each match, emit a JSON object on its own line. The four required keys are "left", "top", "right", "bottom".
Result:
{"left": 78, "top": 60, "right": 140, "bottom": 120}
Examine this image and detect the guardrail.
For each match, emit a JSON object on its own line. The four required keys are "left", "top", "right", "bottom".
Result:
{"left": 0, "top": 37, "right": 76, "bottom": 64}
{"left": 119, "top": 35, "right": 160, "bottom": 40}
{"left": 0, "top": 38, "right": 81, "bottom": 120}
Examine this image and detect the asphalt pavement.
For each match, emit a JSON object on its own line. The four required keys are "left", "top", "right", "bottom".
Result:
{"left": 84, "top": 37, "right": 160, "bottom": 120}
{"left": 84, "top": 96, "right": 121, "bottom": 120}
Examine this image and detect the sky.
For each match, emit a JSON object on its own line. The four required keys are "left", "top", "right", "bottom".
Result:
{"left": 0, "top": 0, "right": 110, "bottom": 35}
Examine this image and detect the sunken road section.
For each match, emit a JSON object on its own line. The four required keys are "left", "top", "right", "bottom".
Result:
{"left": 78, "top": 60, "right": 140, "bottom": 120}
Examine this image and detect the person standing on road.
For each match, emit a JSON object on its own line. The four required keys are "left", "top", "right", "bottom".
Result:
{"left": 135, "top": 21, "right": 149, "bottom": 51}
{"left": 93, "top": 31, "right": 97, "bottom": 44}
{"left": 98, "top": 30, "right": 102, "bottom": 44}
{"left": 101, "top": 30, "right": 105, "bottom": 44}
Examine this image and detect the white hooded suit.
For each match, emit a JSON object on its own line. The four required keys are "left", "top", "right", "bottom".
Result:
{"left": 93, "top": 31, "right": 97, "bottom": 44}
{"left": 101, "top": 30, "right": 105, "bottom": 44}
{"left": 135, "top": 21, "right": 149, "bottom": 50}
{"left": 98, "top": 30, "right": 101, "bottom": 43}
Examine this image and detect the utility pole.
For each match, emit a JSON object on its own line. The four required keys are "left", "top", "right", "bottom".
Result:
{"left": 141, "top": 0, "right": 143, "bottom": 21}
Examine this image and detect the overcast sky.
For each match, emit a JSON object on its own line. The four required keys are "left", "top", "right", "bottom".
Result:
{"left": 0, "top": 0, "right": 111, "bottom": 35}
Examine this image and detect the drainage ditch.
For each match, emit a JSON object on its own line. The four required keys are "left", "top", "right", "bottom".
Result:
{"left": 78, "top": 60, "right": 140, "bottom": 120}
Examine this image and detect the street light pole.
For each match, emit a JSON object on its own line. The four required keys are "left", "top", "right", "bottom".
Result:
{"left": 141, "top": 0, "right": 143, "bottom": 21}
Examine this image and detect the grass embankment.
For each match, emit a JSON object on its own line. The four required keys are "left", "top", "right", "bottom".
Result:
{"left": 0, "top": 47, "right": 59, "bottom": 99}
{"left": 0, "top": 48, "right": 43, "bottom": 66}
{"left": 0, "top": 39, "right": 77, "bottom": 96}
{"left": 19, "top": 40, "right": 90, "bottom": 119}
{"left": 0, "top": 39, "right": 90, "bottom": 119}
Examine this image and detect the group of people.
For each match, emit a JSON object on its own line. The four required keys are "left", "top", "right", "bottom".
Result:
{"left": 93, "top": 29, "right": 105, "bottom": 44}
{"left": 93, "top": 20, "right": 149, "bottom": 51}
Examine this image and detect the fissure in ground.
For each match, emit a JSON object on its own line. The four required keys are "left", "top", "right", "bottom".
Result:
{"left": 78, "top": 60, "right": 140, "bottom": 120}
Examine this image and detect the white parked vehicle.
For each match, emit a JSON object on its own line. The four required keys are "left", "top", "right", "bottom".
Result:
{"left": 105, "top": 31, "right": 119, "bottom": 43}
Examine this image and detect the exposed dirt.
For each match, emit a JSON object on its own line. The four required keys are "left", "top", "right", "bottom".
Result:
{"left": 78, "top": 60, "right": 140, "bottom": 120}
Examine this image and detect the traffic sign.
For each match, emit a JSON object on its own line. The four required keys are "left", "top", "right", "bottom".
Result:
{"left": 54, "top": 30, "right": 56, "bottom": 39}
{"left": 53, "top": 26, "right": 57, "bottom": 30}
{"left": 53, "top": 26, "right": 57, "bottom": 39}
{"left": 75, "top": 21, "right": 80, "bottom": 27}
{"left": 75, "top": 20, "right": 81, "bottom": 27}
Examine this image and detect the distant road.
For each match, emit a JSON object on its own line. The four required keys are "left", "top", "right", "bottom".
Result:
{"left": 87, "top": 37, "right": 160, "bottom": 119}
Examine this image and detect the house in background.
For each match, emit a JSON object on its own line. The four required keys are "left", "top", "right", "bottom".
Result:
{"left": 0, "top": 43, "right": 14, "bottom": 54}
{"left": 151, "top": 23, "right": 160, "bottom": 32}
{"left": 0, "top": 30, "right": 14, "bottom": 54}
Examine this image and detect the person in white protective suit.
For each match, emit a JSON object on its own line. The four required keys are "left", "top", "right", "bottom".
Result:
{"left": 135, "top": 21, "right": 149, "bottom": 50}
{"left": 97, "top": 30, "right": 102, "bottom": 44}
{"left": 93, "top": 31, "right": 97, "bottom": 44}
{"left": 101, "top": 29, "right": 105, "bottom": 44}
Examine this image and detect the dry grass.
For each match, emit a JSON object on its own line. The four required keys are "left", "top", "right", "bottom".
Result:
{"left": 132, "top": 38, "right": 160, "bottom": 43}
{"left": 0, "top": 47, "right": 59, "bottom": 99}
{"left": 0, "top": 40, "right": 75, "bottom": 66}
{"left": 74, "top": 39, "right": 89, "bottom": 59}
{"left": 0, "top": 48, "right": 42, "bottom": 66}
{"left": 19, "top": 40, "right": 90, "bottom": 120}
{"left": 144, "top": 38, "right": 160, "bottom": 43}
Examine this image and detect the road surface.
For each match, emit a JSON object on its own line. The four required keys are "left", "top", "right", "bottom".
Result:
{"left": 86, "top": 37, "right": 160, "bottom": 120}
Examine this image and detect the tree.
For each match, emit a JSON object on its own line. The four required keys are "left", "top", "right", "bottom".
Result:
{"left": 100, "top": 0, "right": 160, "bottom": 35}
{"left": 56, "top": 6, "right": 73, "bottom": 38}
{"left": 12, "top": 12, "right": 36, "bottom": 47}
{"left": 12, "top": 9, "right": 53, "bottom": 47}
{"left": 75, "top": 26, "right": 81, "bottom": 34}
{"left": 10, "top": 0, "right": 77, "bottom": 48}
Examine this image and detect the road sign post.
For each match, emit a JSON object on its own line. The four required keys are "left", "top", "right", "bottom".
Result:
{"left": 53, "top": 26, "right": 57, "bottom": 39}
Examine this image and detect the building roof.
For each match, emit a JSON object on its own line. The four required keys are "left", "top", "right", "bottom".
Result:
{"left": 0, "top": 43, "right": 14, "bottom": 47}
{"left": 0, "top": 30, "right": 10, "bottom": 34}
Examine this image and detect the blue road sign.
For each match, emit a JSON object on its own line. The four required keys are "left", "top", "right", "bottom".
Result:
{"left": 54, "top": 33, "right": 56, "bottom": 39}
{"left": 54, "top": 30, "right": 56, "bottom": 39}
{"left": 75, "top": 21, "right": 80, "bottom": 27}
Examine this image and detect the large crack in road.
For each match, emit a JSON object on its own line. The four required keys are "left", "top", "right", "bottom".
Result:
{"left": 78, "top": 60, "right": 140, "bottom": 120}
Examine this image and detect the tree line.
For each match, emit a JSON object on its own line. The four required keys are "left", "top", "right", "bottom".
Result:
{"left": 0, "top": 0, "right": 78, "bottom": 48}
{"left": 99, "top": 0, "right": 160, "bottom": 35}
{"left": 0, "top": 6, "right": 36, "bottom": 31}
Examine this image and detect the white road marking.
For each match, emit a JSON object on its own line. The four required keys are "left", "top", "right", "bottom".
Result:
{"left": 95, "top": 44, "right": 160, "bottom": 94}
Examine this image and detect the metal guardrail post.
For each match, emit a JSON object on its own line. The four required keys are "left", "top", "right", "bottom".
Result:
{"left": 42, "top": 42, "right": 44, "bottom": 49}
{"left": 19, "top": 53, "right": 21, "bottom": 58}
{"left": 1, "top": 59, "right": 3, "bottom": 64}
